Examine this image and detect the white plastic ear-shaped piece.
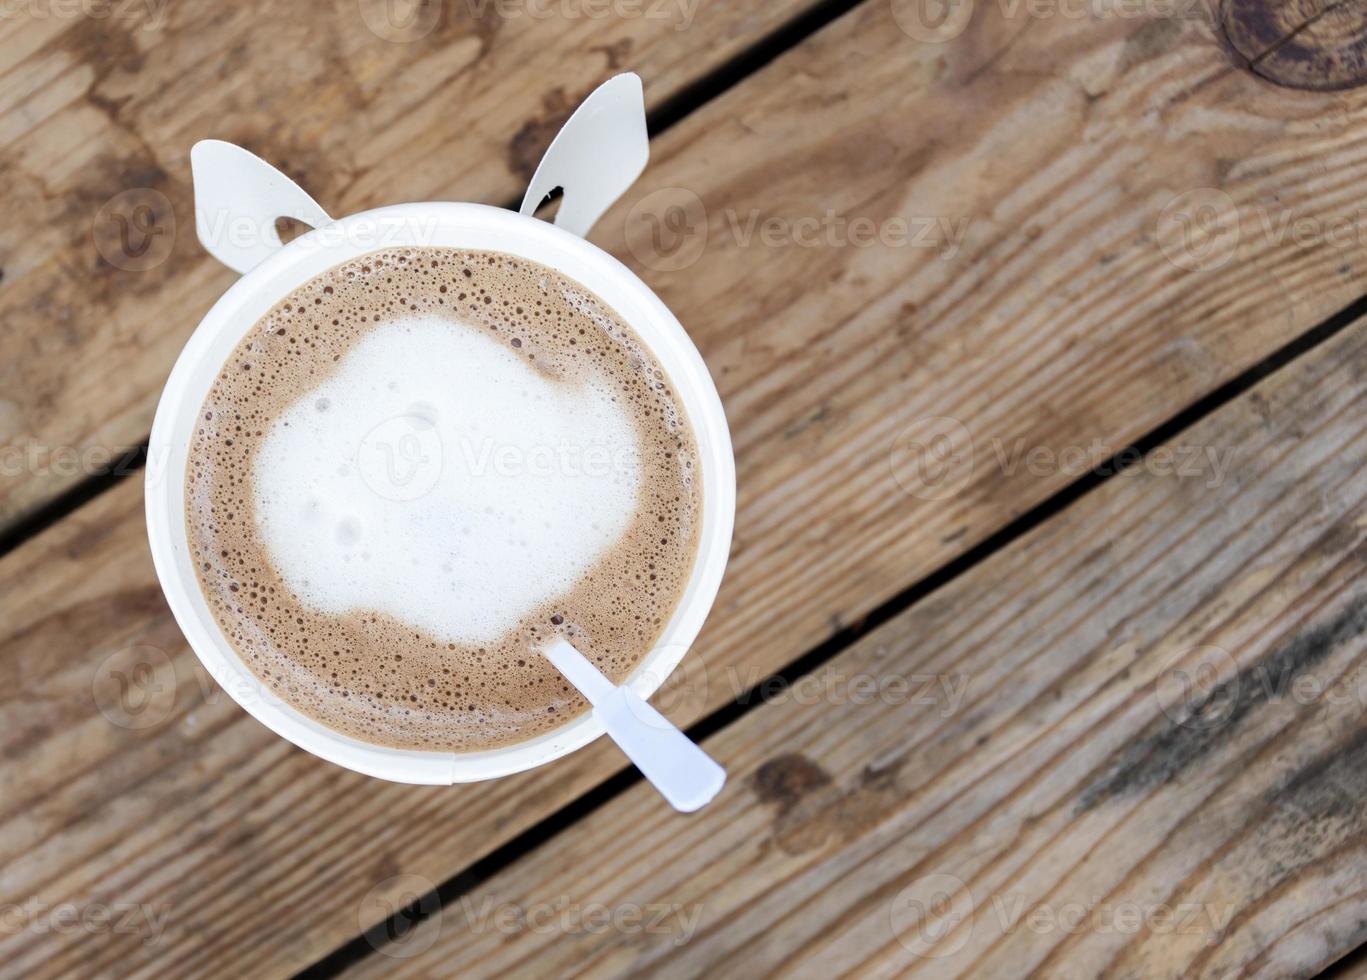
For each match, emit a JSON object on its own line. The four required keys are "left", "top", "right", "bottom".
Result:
{"left": 519, "top": 73, "right": 649, "bottom": 239}
{"left": 191, "top": 139, "right": 333, "bottom": 275}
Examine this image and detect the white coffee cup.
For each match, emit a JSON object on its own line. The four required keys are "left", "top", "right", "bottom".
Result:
{"left": 145, "top": 81, "right": 735, "bottom": 785}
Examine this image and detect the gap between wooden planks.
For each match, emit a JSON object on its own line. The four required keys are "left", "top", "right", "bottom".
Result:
{"left": 6, "top": 0, "right": 1367, "bottom": 976}
{"left": 1325, "top": 947, "right": 1367, "bottom": 979}
{"left": 347, "top": 308, "right": 1367, "bottom": 979}
{"left": 0, "top": 0, "right": 823, "bottom": 533}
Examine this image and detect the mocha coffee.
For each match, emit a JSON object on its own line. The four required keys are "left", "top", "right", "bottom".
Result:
{"left": 185, "top": 247, "right": 701, "bottom": 751}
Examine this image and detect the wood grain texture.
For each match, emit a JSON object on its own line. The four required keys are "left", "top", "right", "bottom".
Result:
{"left": 0, "top": 481, "right": 647, "bottom": 977}
{"left": 5, "top": 0, "right": 1367, "bottom": 975}
{"left": 346, "top": 311, "right": 1367, "bottom": 979}
{"left": 0, "top": 0, "right": 815, "bottom": 532}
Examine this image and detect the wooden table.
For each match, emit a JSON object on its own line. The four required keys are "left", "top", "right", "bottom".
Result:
{"left": 5, "top": 0, "right": 1367, "bottom": 975}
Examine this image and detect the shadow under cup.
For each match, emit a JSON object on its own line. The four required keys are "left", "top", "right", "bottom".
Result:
{"left": 146, "top": 202, "right": 736, "bottom": 785}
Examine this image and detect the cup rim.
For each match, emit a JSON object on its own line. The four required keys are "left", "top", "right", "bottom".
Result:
{"left": 145, "top": 202, "right": 735, "bottom": 784}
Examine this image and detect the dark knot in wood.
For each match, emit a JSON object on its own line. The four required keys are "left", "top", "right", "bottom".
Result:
{"left": 1219, "top": 0, "right": 1367, "bottom": 91}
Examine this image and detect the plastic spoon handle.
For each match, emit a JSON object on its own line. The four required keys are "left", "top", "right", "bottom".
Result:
{"left": 544, "top": 639, "right": 725, "bottom": 812}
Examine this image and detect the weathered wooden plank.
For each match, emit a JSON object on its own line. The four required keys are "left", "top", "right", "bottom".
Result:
{"left": 0, "top": 479, "right": 643, "bottom": 977}
{"left": 346, "top": 311, "right": 1367, "bottom": 978}
{"left": 6, "top": 0, "right": 1367, "bottom": 975}
{"left": 0, "top": 0, "right": 816, "bottom": 533}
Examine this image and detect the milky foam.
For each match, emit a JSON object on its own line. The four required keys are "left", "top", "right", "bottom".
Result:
{"left": 254, "top": 315, "right": 641, "bottom": 646}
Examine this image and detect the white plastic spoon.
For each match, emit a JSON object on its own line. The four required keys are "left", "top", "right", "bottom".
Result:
{"left": 543, "top": 638, "right": 725, "bottom": 812}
